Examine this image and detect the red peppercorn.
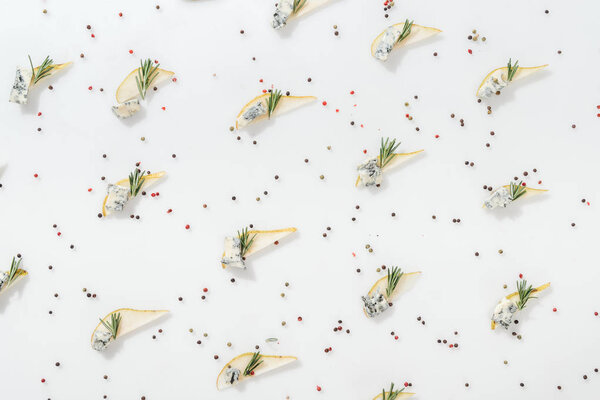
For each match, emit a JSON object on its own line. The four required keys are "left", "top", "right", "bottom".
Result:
{"left": 553, "top": 308, "right": 557, "bottom": 312}
{"left": 185, "top": 224, "right": 190, "bottom": 230}
{"left": 129, "top": 49, "right": 134, "bottom": 54}
{"left": 316, "top": 386, "right": 322, "bottom": 391}
{"left": 167, "top": 209, "right": 172, "bottom": 213}
{"left": 118, "top": 12, "right": 123, "bottom": 17}
{"left": 468, "top": 49, "right": 472, "bottom": 54}
{"left": 322, "top": 101, "right": 327, "bottom": 106}
{"left": 298, "top": 316, "right": 302, "bottom": 321}
{"left": 203, "top": 288, "right": 208, "bottom": 293}
{"left": 519, "top": 273, "right": 523, "bottom": 278}
{"left": 41, "top": 379, "right": 46, "bottom": 383}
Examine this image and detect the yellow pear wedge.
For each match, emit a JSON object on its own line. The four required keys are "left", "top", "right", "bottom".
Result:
{"left": 102, "top": 171, "right": 166, "bottom": 216}
{"left": 491, "top": 283, "right": 550, "bottom": 330}
{"left": 0, "top": 269, "right": 27, "bottom": 296}
{"left": 371, "top": 22, "right": 441, "bottom": 60}
{"left": 356, "top": 150, "right": 423, "bottom": 187}
{"left": 221, "top": 228, "right": 297, "bottom": 269}
{"left": 482, "top": 185, "right": 548, "bottom": 208}
{"left": 32, "top": 62, "right": 72, "bottom": 86}
{"left": 116, "top": 67, "right": 174, "bottom": 103}
{"left": 235, "top": 93, "right": 316, "bottom": 130}
{"left": 367, "top": 271, "right": 421, "bottom": 300}
{"left": 216, "top": 352, "right": 297, "bottom": 390}
{"left": 91, "top": 308, "right": 169, "bottom": 346}
{"left": 476, "top": 64, "right": 548, "bottom": 97}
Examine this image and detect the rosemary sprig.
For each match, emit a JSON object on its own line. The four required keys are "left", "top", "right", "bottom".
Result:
{"left": 509, "top": 180, "right": 527, "bottom": 201}
{"left": 135, "top": 58, "right": 160, "bottom": 100}
{"left": 386, "top": 266, "right": 404, "bottom": 298}
{"left": 29, "top": 55, "right": 55, "bottom": 85}
{"left": 100, "top": 312, "right": 122, "bottom": 339}
{"left": 378, "top": 137, "right": 401, "bottom": 168}
{"left": 516, "top": 280, "right": 537, "bottom": 310}
{"left": 382, "top": 382, "right": 405, "bottom": 400}
{"left": 292, "top": 0, "right": 308, "bottom": 14}
{"left": 266, "top": 89, "right": 283, "bottom": 119}
{"left": 395, "top": 19, "right": 414, "bottom": 44}
{"left": 243, "top": 351, "right": 263, "bottom": 376}
{"left": 237, "top": 227, "right": 257, "bottom": 257}
{"left": 5, "top": 257, "right": 22, "bottom": 288}
{"left": 128, "top": 169, "right": 146, "bottom": 197}
{"left": 506, "top": 58, "right": 519, "bottom": 82}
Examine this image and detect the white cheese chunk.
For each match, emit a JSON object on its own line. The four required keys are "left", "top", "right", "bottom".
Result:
{"left": 221, "top": 236, "right": 245, "bottom": 269}
{"left": 478, "top": 70, "right": 508, "bottom": 98}
{"left": 484, "top": 187, "right": 512, "bottom": 209}
{"left": 242, "top": 101, "right": 267, "bottom": 123}
{"left": 374, "top": 26, "right": 402, "bottom": 61}
{"left": 105, "top": 184, "right": 130, "bottom": 212}
{"left": 492, "top": 297, "right": 518, "bottom": 329}
{"left": 92, "top": 330, "right": 113, "bottom": 351}
{"left": 225, "top": 366, "right": 241, "bottom": 385}
{"left": 9, "top": 67, "right": 33, "bottom": 104}
{"left": 362, "top": 288, "right": 389, "bottom": 317}
{"left": 112, "top": 99, "right": 141, "bottom": 119}
{"left": 272, "top": 0, "right": 294, "bottom": 29}
{"left": 0, "top": 271, "right": 8, "bottom": 291}
{"left": 357, "top": 157, "right": 383, "bottom": 187}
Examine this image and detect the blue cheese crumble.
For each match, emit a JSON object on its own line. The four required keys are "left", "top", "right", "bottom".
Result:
{"left": 357, "top": 157, "right": 383, "bottom": 187}
{"left": 242, "top": 101, "right": 267, "bottom": 123}
{"left": 272, "top": 0, "right": 294, "bottom": 29}
{"left": 105, "top": 184, "right": 130, "bottom": 212}
{"left": 112, "top": 99, "right": 141, "bottom": 119}
{"left": 9, "top": 67, "right": 33, "bottom": 104}
{"left": 92, "top": 330, "right": 113, "bottom": 351}
{"left": 484, "top": 187, "right": 512, "bottom": 209}
{"left": 362, "top": 288, "right": 389, "bottom": 317}
{"left": 225, "top": 366, "right": 241, "bottom": 384}
{"left": 492, "top": 297, "right": 518, "bottom": 329}
{"left": 0, "top": 271, "right": 8, "bottom": 291}
{"left": 478, "top": 70, "right": 508, "bottom": 98}
{"left": 373, "top": 26, "right": 402, "bottom": 61}
{"left": 221, "top": 237, "right": 245, "bottom": 269}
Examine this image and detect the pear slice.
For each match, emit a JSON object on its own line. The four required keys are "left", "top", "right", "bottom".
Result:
{"left": 221, "top": 227, "right": 297, "bottom": 269}
{"left": 491, "top": 282, "right": 550, "bottom": 330}
{"left": 0, "top": 269, "right": 27, "bottom": 296}
{"left": 216, "top": 352, "right": 297, "bottom": 390}
{"left": 90, "top": 308, "right": 168, "bottom": 347}
{"left": 32, "top": 61, "right": 72, "bottom": 86}
{"left": 355, "top": 150, "right": 424, "bottom": 187}
{"left": 371, "top": 22, "right": 441, "bottom": 60}
{"left": 373, "top": 391, "right": 415, "bottom": 399}
{"left": 367, "top": 271, "right": 422, "bottom": 299}
{"left": 116, "top": 66, "right": 174, "bottom": 103}
{"left": 102, "top": 171, "right": 166, "bottom": 216}
{"left": 476, "top": 64, "right": 548, "bottom": 98}
{"left": 235, "top": 93, "right": 316, "bottom": 130}
{"left": 482, "top": 185, "right": 548, "bottom": 208}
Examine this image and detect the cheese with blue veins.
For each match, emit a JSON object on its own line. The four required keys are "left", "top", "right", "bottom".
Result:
{"left": 112, "top": 99, "right": 141, "bottom": 119}
{"left": 9, "top": 67, "right": 33, "bottom": 104}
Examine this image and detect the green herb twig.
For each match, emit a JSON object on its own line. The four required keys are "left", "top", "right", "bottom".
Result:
{"left": 509, "top": 181, "right": 527, "bottom": 201}
{"left": 135, "top": 59, "right": 160, "bottom": 100}
{"left": 386, "top": 266, "right": 404, "bottom": 298}
{"left": 266, "top": 89, "right": 283, "bottom": 119}
{"left": 238, "top": 227, "right": 257, "bottom": 258}
{"left": 129, "top": 169, "right": 146, "bottom": 197}
{"left": 243, "top": 352, "right": 263, "bottom": 376}
{"left": 29, "top": 55, "right": 55, "bottom": 85}
{"left": 100, "top": 312, "right": 122, "bottom": 339}
{"left": 395, "top": 20, "right": 414, "bottom": 44}
{"left": 506, "top": 58, "right": 519, "bottom": 82}
{"left": 5, "top": 257, "right": 23, "bottom": 288}
{"left": 379, "top": 137, "right": 401, "bottom": 168}
{"left": 382, "top": 382, "right": 405, "bottom": 400}
{"left": 516, "top": 279, "right": 537, "bottom": 310}
{"left": 292, "top": 0, "right": 308, "bottom": 14}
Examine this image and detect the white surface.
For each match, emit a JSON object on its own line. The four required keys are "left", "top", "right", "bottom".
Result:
{"left": 1, "top": 0, "right": 600, "bottom": 399}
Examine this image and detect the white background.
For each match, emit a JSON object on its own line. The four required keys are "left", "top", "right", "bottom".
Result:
{"left": 1, "top": 0, "right": 599, "bottom": 399}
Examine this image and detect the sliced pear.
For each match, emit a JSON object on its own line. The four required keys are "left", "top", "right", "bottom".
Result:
{"left": 476, "top": 64, "right": 548, "bottom": 98}
{"left": 221, "top": 227, "right": 297, "bottom": 269}
{"left": 32, "top": 61, "right": 72, "bottom": 86}
{"left": 367, "top": 271, "right": 421, "bottom": 300}
{"left": 491, "top": 282, "right": 550, "bottom": 330}
{"left": 116, "top": 67, "right": 174, "bottom": 103}
{"left": 216, "top": 352, "right": 297, "bottom": 390}
{"left": 91, "top": 308, "right": 168, "bottom": 346}
{"left": 102, "top": 171, "right": 166, "bottom": 216}
{"left": 355, "top": 150, "right": 424, "bottom": 187}
{"left": 371, "top": 22, "right": 441, "bottom": 60}
{"left": 481, "top": 185, "right": 548, "bottom": 208}
{"left": 235, "top": 93, "right": 316, "bottom": 130}
{"left": 0, "top": 269, "right": 27, "bottom": 295}
{"left": 373, "top": 392, "right": 415, "bottom": 399}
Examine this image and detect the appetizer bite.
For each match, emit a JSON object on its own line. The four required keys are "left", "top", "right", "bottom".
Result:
{"left": 476, "top": 59, "right": 548, "bottom": 98}
{"left": 235, "top": 89, "right": 316, "bottom": 130}
{"left": 483, "top": 181, "right": 547, "bottom": 210}
{"left": 112, "top": 58, "right": 174, "bottom": 119}
{"left": 362, "top": 267, "right": 421, "bottom": 318}
{"left": 491, "top": 280, "right": 550, "bottom": 330}
{"left": 0, "top": 256, "right": 27, "bottom": 296}
{"left": 356, "top": 137, "right": 423, "bottom": 187}
{"left": 216, "top": 351, "right": 297, "bottom": 390}
{"left": 91, "top": 308, "right": 168, "bottom": 351}
{"left": 373, "top": 382, "right": 415, "bottom": 399}
{"left": 371, "top": 19, "right": 441, "bottom": 62}
{"left": 9, "top": 55, "right": 71, "bottom": 104}
{"left": 102, "top": 168, "right": 165, "bottom": 216}
{"left": 272, "top": 0, "right": 331, "bottom": 29}
{"left": 221, "top": 227, "right": 296, "bottom": 269}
